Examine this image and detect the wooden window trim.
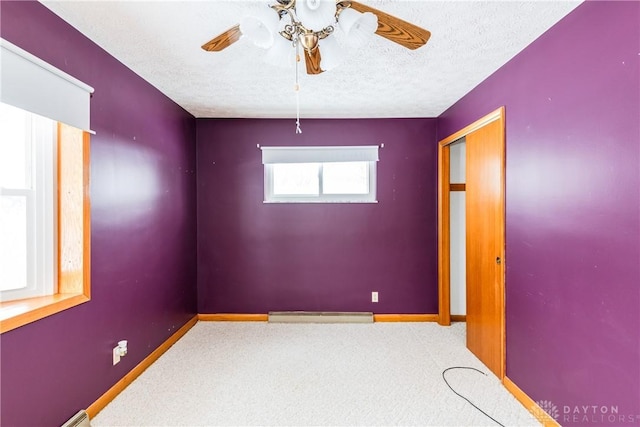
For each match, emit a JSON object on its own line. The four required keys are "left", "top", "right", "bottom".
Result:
{"left": 0, "top": 124, "right": 90, "bottom": 334}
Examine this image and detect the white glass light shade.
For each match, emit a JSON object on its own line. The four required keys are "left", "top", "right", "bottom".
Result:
{"left": 240, "top": 7, "right": 280, "bottom": 49}
{"left": 338, "top": 9, "right": 378, "bottom": 47}
{"left": 265, "top": 34, "right": 294, "bottom": 68}
{"left": 318, "top": 37, "right": 344, "bottom": 71}
{"left": 295, "top": 0, "right": 337, "bottom": 31}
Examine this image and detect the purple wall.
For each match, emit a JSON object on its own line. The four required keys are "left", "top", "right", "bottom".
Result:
{"left": 196, "top": 118, "right": 438, "bottom": 314}
{"left": 439, "top": 1, "right": 640, "bottom": 422}
{"left": 3, "top": 0, "right": 637, "bottom": 425}
{"left": 0, "top": 2, "right": 197, "bottom": 426}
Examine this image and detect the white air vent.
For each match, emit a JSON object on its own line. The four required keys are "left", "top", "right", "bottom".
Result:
{"left": 61, "top": 410, "right": 91, "bottom": 427}
{"left": 268, "top": 311, "right": 373, "bottom": 323}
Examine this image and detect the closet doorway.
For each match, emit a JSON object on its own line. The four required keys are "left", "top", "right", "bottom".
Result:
{"left": 437, "top": 107, "right": 506, "bottom": 378}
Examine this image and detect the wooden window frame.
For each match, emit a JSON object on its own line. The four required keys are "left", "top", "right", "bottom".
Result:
{"left": 0, "top": 123, "right": 90, "bottom": 334}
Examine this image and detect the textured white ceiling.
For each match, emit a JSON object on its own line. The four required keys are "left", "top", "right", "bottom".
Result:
{"left": 40, "top": 0, "right": 582, "bottom": 119}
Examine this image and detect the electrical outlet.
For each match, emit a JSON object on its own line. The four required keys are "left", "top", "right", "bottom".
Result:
{"left": 113, "top": 346, "right": 121, "bottom": 365}
{"left": 372, "top": 291, "right": 378, "bottom": 303}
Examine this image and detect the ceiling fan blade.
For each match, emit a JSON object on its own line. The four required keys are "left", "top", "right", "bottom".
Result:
{"left": 304, "top": 48, "right": 323, "bottom": 75}
{"left": 346, "top": 1, "right": 431, "bottom": 50}
{"left": 201, "top": 25, "right": 242, "bottom": 52}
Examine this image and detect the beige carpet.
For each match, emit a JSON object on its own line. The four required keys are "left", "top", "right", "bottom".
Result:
{"left": 92, "top": 322, "right": 540, "bottom": 426}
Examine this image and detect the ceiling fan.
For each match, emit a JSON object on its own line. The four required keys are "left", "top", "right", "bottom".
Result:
{"left": 201, "top": 0, "right": 431, "bottom": 75}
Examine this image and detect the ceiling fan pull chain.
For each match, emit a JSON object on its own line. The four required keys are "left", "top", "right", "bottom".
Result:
{"left": 294, "top": 39, "right": 302, "bottom": 134}
{"left": 295, "top": 92, "right": 302, "bottom": 134}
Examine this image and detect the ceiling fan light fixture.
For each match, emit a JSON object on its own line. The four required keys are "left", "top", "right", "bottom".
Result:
{"left": 265, "top": 33, "right": 295, "bottom": 67}
{"left": 240, "top": 7, "right": 280, "bottom": 49}
{"left": 294, "top": 0, "right": 337, "bottom": 31}
{"left": 338, "top": 8, "right": 378, "bottom": 47}
{"left": 318, "top": 36, "right": 344, "bottom": 71}
{"left": 202, "top": 1, "right": 431, "bottom": 134}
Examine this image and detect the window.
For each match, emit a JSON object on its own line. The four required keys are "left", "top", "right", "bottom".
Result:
{"left": 0, "top": 103, "right": 57, "bottom": 301}
{"left": 0, "top": 105, "right": 90, "bottom": 333}
{"left": 0, "top": 38, "right": 93, "bottom": 333}
{"left": 262, "top": 146, "right": 379, "bottom": 203}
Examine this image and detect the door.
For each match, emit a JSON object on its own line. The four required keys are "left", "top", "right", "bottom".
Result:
{"left": 465, "top": 117, "right": 505, "bottom": 378}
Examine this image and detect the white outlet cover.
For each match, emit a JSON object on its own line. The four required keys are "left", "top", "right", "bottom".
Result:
{"left": 113, "top": 347, "right": 121, "bottom": 365}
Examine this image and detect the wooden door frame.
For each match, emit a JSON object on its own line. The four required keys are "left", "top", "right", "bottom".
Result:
{"left": 437, "top": 106, "right": 506, "bottom": 330}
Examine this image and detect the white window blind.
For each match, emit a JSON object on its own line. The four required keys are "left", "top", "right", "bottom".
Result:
{"left": 261, "top": 145, "right": 379, "bottom": 164}
{"left": 0, "top": 38, "right": 94, "bottom": 132}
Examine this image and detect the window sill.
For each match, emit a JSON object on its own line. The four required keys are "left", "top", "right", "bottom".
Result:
{"left": 0, "top": 293, "right": 90, "bottom": 334}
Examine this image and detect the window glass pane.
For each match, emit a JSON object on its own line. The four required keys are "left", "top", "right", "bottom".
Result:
{"left": 0, "top": 103, "right": 30, "bottom": 189}
{"left": 323, "top": 161, "right": 369, "bottom": 194}
{"left": 0, "top": 195, "right": 28, "bottom": 291}
{"left": 273, "top": 163, "right": 320, "bottom": 196}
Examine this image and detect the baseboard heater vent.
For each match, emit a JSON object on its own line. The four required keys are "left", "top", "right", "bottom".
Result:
{"left": 61, "top": 410, "right": 91, "bottom": 427}
{"left": 268, "top": 311, "right": 373, "bottom": 323}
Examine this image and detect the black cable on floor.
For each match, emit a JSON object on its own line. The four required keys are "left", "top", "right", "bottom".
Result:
{"left": 442, "top": 366, "right": 506, "bottom": 427}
